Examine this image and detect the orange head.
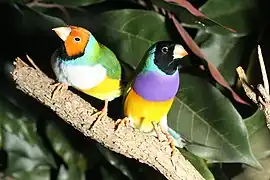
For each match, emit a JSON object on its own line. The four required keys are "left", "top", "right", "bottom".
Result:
{"left": 52, "top": 26, "right": 90, "bottom": 57}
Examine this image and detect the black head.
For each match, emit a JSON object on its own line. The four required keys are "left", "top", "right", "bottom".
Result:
{"left": 153, "top": 41, "right": 188, "bottom": 75}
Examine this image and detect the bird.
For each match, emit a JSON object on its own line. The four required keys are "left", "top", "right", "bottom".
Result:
{"left": 51, "top": 25, "right": 122, "bottom": 121}
{"left": 116, "top": 41, "right": 213, "bottom": 151}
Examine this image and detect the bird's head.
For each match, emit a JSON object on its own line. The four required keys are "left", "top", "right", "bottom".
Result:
{"left": 145, "top": 41, "right": 188, "bottom": 75}
{"left": 52, "top": 26, "right": 90, "bottom": 58}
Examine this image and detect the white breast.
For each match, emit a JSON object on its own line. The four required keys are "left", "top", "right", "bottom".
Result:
{"left": 51, "top": 51, "right": 107, "bottom": 90}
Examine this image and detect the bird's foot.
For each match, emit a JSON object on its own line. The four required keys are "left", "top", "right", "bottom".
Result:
{"left": 51, "top": 82, "right": 68, "bottom": 99}
{"left": 152, "top": 122, "right": 175, "bottom": 156}
{"left": 161, "top": 128, "right": 175, "bottom": 156}
{"left": 91, "top": 100, "right": 109, "bottom": 127}
{"left": 114, "top": 117, "right": 131, "bottom": 131}
{"left": 152, "top": 121, "right": 166, "bottom": 142}
{"left": 92, "top": 107, "right": 108, "bottom": 122}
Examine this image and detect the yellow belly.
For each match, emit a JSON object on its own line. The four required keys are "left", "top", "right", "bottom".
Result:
{"left": 124, "top": 89, "right": 174, "bottom": 133}
{"left": 80, "top": 76, "right": 121, "bottom": 101}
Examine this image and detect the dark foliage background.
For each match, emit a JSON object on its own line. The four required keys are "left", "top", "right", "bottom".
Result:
{"left": 0, "top": 0, "right": 270, "bottom": 179}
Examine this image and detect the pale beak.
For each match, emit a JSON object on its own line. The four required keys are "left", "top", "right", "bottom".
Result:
{"left": 52, "top": 26, "right": 71, "bottom": 41}
{"left": 173, "top": 44, "right": 188, "bottom": 59}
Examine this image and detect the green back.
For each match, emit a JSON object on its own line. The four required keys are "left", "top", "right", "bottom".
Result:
{"left": 98, "top": 44, "right": 121, "bottom": 80}
{"left": 122, "top": 51, "right": 149, "bottom": 103}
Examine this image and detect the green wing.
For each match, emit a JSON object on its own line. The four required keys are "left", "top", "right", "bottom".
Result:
{"left": 122, "top": 53, "right": 148, "bottom": 103}
{"left": 99, "top": 44, "right": 121, "bottom": 80}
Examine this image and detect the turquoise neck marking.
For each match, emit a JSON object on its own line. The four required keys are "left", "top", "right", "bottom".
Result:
{"left": 58, "top": 35, "right": 99, "bottom": 66}
{"left": 142, "top": 46, "right": 175, "bottom": 76}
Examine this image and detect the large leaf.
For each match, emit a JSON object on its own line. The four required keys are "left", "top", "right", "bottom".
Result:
{"left": 167, "top": 74, "right": 260, "bottom": 167}
{"left": 179, "top": 149, "right": 215, "bottom": 180}
{"left": 97, "top": 144, "right": 167, "bottom": 180}
{"left": 244, "top": 110, "right": 270, "bottom": 159}
{"left": 200, "top": 0, "right": 261, "bottom": 34}
{"left": 57, "top": 165, "right": 85, "bottom": 180}
{"left": 195, "top": 30, "right": 257, "bottom": 85}
{"left": 90, "top": 9, "right": 171, "bottom": 69}
{"left": 170, "top": 16, "right": 247, "bottom": 104}
{"left": 0, "top": 99, "right": 56, "bottom": 175}
{"left": 232, "top": 157, "right": 270, "bottom": 180}
{"left": 151, "top": 0, "right": 238, "bottom": 36}
{"left": 45, "top": 122, "right": 87, "bottom": 171}
{"left": 3, "top": 132, "right": 53, "bottom": 177}
{"left": 11, "top": 3, "right": 66, "bottom": 33}
{"left": 7, "top": 163, "right": 50, "bottom": 180}
{"left": 50, "top": 0, "right": 104, "bottom": 6}
{"left": 232, "top": 111, "right": 270, "bottom": 180}
{"left": 97, "top": 144, "right": 134, "bottom": 180}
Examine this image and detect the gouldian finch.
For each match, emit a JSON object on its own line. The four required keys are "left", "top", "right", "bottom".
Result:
{"left": 117, "top": 41, "right": 210, "bottom": 150}
{"left": 51, "top": 25, "right": 122, "bottom": 121}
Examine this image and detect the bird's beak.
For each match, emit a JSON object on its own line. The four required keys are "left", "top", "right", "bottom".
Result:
{"left": 173, "top": 44, "right": 188, "bottom": 60}
{"left": 52, "top": 26, "right": 71, "bottom": 41}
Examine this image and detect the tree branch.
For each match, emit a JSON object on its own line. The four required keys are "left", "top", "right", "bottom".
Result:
{"left": 258, "top": 45, "right": 269, "bottom": 95}
{"left": 236, "top": 45, "right": 270, "bottom": 129}
{"left": 11, "top": 57, "right": 204, "bottom": 180}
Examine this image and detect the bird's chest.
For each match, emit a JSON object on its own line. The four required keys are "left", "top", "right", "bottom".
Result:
{"left": 133, "top": 72, "right": 179, "bottom": 101}
{"left": 53, "top": 60, "right": 107, "bottom": 90}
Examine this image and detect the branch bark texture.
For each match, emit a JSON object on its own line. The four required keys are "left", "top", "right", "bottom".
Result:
{"left": 12, "top": 58, "right": 204, "bottom": 180}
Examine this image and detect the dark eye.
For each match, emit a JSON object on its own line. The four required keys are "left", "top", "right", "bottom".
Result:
{"left": 74, "top": 37, "right": 81, "bottom": 42}
{"left": 161, "top": 46, "right": 168, "bottom": 54}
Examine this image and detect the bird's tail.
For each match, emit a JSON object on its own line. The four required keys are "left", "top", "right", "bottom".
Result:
{"left": 167, "top": 127, "right": 189, "bottom": 148}
{"left": 167, "top": 127, "right": 218, "bottom": 149}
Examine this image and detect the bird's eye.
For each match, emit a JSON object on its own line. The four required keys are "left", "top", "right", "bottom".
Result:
{"left": 74, "top": 37, "right": 81, "bottom": 42}
{"left": 161, "top": 46, "right": 168, "bottom": 54}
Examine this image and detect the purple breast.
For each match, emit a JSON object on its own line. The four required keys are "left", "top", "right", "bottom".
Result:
{"left": 133, "top": 71, "right": 179, "bottom": 101}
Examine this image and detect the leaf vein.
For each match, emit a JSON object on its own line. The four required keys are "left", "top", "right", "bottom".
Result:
{"left": 174, "top": 98, "right": 249, "bottom": 161}
{"left": 119, "top": 12, "right": 148, "bottom": 30}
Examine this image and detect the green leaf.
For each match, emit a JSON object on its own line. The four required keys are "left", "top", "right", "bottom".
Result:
{"left": 167, "top": 74, "right": 260, "bottom": 168}
{"left": 91, "top": 9, "right": 171, "bottom": 69}
{"left": 8, "top": 164, "right": 50, "bottom": 180}
{"left": 195, "top": 30, "right": 256, "bottom": 85}
{"left": 170, "top": 15, "right": 247, "bottom": 105}
{"left": 3, "top": 132, "right": 53, "bottom": 176}
{"left": 232, "top": 157, "right": 270, "bottom": 180}
{"left": 200, "top": 0, "right": 261, "bottom": 34}
{"left": 244, "top": 110, "right": 270, "bottom": 159}
{"left": 97, "top": 144, "right": 134, "bottom": 180}
{"left": 151, "top": 0, "right": 238, "bottom": 36}
{"left": 57, "top": 165, "right": 85, "bottom": 180}
{"left": 179, "top": 149, "right": 215, "bottom": 180}
{"left": 0, "top": 98, "right": 56, "bottom": 173}
{"left": 100, "top": 166, "right": 124, "bottom": 180}
{"left": 51, "top": 0, "right": 104, "bottom": 6}
{"left": 45, "top": 122, "right": 87, "bottom": 171}
{"left": 97, "top": 144, "right": 167, "bottom": 180}
{"left": 11, "top": 3, "right": 66, "bottom": 33}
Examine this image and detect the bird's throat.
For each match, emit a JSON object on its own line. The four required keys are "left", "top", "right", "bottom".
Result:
{"left": 60, "top": 35, "right": 100, "bottom": 62}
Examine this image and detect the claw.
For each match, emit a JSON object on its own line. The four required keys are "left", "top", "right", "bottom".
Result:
{"left": 152, "top": 122, "right": 175, "bottom": 156}
{"left": 91, "top": 100, "right": 109, "bottom": 126}
{"left": 161, "top": 128, "right": 175, "bottom": 156}
{"left": 51, "top": 82, "right": 68, "bottom": 99}
{"left": 114, "top": 117, "right": 131, "bottom": 131}
{"left": 92, "top": 108, "right": 107, "bottom": 121}
{"left": 152, "top": 121, "right": 164, "bottom": 142}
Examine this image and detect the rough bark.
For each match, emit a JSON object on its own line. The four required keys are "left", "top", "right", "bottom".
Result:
{"left": 11, "top": 58, "right": 205, "bottom": 180}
